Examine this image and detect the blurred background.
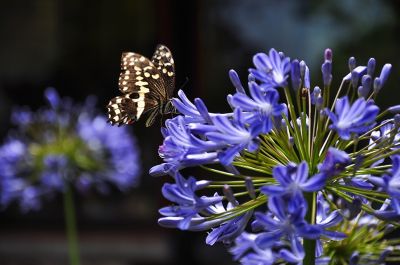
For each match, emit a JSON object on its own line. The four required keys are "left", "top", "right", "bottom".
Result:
{"left": 0, "top": 0, "right": 399, "bottom": 264}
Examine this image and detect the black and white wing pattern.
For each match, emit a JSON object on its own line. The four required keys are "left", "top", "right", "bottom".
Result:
{"left": 107, "top": 44, "right": 176, "bottom": 126}
{"left": 151, "top": 44, "right": 175, "bottom": 97}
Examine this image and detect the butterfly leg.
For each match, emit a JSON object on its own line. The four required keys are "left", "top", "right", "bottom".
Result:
{"left": 145, "top": 108, "right": 160, "bottom": 127}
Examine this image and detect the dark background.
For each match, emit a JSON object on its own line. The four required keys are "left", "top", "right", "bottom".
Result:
{"left": 0, "top": 1, "right": 399, "bottom": 264}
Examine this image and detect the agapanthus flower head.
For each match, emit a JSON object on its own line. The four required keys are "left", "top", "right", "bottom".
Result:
{"left": 0, "top": 88, "right": 140, "bottom": 211}
{"left": 151, "top": 47, "right": 400, "bottom": 265}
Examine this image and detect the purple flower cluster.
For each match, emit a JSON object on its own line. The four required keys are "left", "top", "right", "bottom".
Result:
{"left": 0, "top": 88, "right": 140, "bottom": 212}
{"left": 151, "top": 47, "right": 400, "bottom": 264}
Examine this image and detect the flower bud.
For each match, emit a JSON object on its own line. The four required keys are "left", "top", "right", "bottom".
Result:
{"left": 223, "top": 184, "right": 238, "bottom": 206}
{"left": 245, "top": 177, "right": 256, "bottom": 199}
{"left": 324, "top": 48, "right": 332, "bottom": 62}
{"left": 321, "top": 61, "right": 332, "bottom": 87}
{"left": 229, "top": 69, "right": 245, "bottom": 94}
{"left": 351, "top": 70, "right": 359, "bottom": 89}
{"left": 291, "top": 59, "right": 301, "bottom": 91}
{"left": 367, "top": 58, "right": 376, "bottom": 76}
{"left": 348, "top": 56, "right": 356, "bottom": 71}
{"left": 373, "top": 77, "right": 382, "bottom": 93}
{"left": 378, "top": 63, "right": 392, "bottom": 88}
{"left": 361, "top": 75, "right": 372, "bottom": 95}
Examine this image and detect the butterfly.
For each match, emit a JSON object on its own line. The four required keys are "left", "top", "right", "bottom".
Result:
{"left": 107, "top": 44, "right": 175, "bottom": 127}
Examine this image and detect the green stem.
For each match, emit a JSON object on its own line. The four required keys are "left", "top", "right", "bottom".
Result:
{"left": 304, "top": 192, "right": 316, "bottom": 265}
{"left": 64, "top": 185, "right": 81, "bottom": 265}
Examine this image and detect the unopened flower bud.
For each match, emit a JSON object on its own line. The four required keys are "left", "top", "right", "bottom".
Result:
{"left": 373, "top": 77, "right": 382, "bottom": 93}
{"left": 324, "top": 48, "right": 332, "bottom": 62}
{"left": 291, "top": 59, "right": 301, "bottom": 91}
{"left": 379, "top": 64, "right": 392, "bottom": 88}
{"left": 223, "top": 184, "right": 238, "bottom": 206}
{"left": 367, "top": 58, "right": 376, "bottom": 76}
{"left": 361, "top": 75, "right": 372, "bottom": 94}
{"left": 300, "top": 60, "right": 307, "bottom": 78}
{"left": 248, "top": 73, "right": 255, "bottom": 82}
{"left": 229, "top": 69, "right": 245, "bottom": 94}
{"left": 321, "top": 61, "right": 332, "bottom": 87}
{"left": 245, "top": 177, "right": 256, "bottom": 199}
{"left": 348, "top": 56, "right": 357, "bottom": 71}
{"left": 351, "top": 70, "right": 359, "bottom": 89}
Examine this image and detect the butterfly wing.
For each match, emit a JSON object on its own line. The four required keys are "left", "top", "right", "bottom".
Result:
{"left": 108, "top": 52, "right": 166, "bottom": 126}
{"left": 118, "top": 52, "right": 167, "bottom": 100}
{"left": 151, "top": 44, "right": 175, "bottom": 98}
{"left": 107, "top": 94, "right": 158, "bottom": 126}
{"left": 107, "top": 45, "right": 176, "bottom": 126}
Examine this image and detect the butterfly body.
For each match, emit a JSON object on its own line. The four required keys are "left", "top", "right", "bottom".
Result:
{"left": 107, "top": 44, "right": 175, "bottom": 126}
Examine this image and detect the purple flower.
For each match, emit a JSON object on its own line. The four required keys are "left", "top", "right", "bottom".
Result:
{"left": 325, "top": 96, "right": 379, "bottom": 140}
{"left": 315, "top": 193, "right": 346, "bottom": 257}
{"left": 229, "top": 69, "right": 246, "bottom": 94}
{"left": 0, "top": 139, "right": 31, "bottom": 209}
{"left": 11, "top": 107, "right": 33, "bottom": 127}
{"left": 150, "top": 116, "right": 219, "bottom": 176}
{"left": 0, "top": 88, "right": 141, "bottom": 212}
{"left": 343, "top": 66, "right": 367, "bottom": 82}
{"left": 375, "top": 64, "right": 392, "bottom": 92}
{"left": 254, "top": 196, "right": 315, "bottom": 242}
{"left": 206, "top": 108, "right": 262, "bottom": 165}
{"left": 278, "top": 236, "right": 305, "bottom": 264}
{"left": 0, "top": 178, "right": 25, "bottom": 209}
{"left": 370, "top": 119, "right": 400, "bottom": 149}
{"left": 206, "top": 200, "right": 253, "bottom": 245}
{"left": 321, "top": 60, "right": 332, "bottom": 87}
{"left": 230, "top": 232, "right": 276, "bottom": 265}
{"left": 40, "top": 154, "right": 68, "bottom": 191}
{"left": 20, "top": 186, "right": 42, "bottom": 213}
{"left": 77, "top": 115, "right": 140, "bottom": 190}
{"left": 291, "top": 59, "right": 301, "bottom": 91}
{"left": 159, "top": 172, "right": 222, "bottom": 230}
{"left": 348, "top": 57, "right": 357, "bottom": 71}
{"left": 311, "top": 86, "right": 323, "bottom": 109}
{"left": 318, "top": 147, "right": 351, "bottom": 178}
{"left": 369, "top": 155, "right": 400, "bottom": 213}
{"left": 250, "top": 48, "right": 291, "bottom": 89}
{"left": 172, "top": 90, "right": 217, "bottom": 124}
{"left": 251, "top": 196, "right": 321, "bottom": 264}
{"left": 367, "top": 58, "right": 376, "bottom": 76}
{"left": 230, "top": 82, "right": 286, "bottom": 134}
{"left": 300, "top": 60, "right": 311, "bottom": 89}
{"left": 358, "top": 75, "right": 372, "bottom": 98}
{"left": 149, "top": 48, "right": 400, "bottom": 263}
{"left": 261, "top": 162, "right": 328, "bottom": 197}
{"left": 45, "top": 87, "right": 61, "bottom": 109}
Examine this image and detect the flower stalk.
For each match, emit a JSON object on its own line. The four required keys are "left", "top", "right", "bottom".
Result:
{"left": 64, "top": 184, "right": 80, "bottom": 265}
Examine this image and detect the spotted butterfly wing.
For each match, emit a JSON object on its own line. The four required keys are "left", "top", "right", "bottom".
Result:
{"left": 107, "top": 44, "right": 175, "bottom": 126}
{"left": 151, "top": 44, "right": 175, "bottom": 98}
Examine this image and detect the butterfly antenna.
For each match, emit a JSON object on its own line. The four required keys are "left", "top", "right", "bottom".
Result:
{"left": 178, "top": 77, "right": 189, "bottom": 91}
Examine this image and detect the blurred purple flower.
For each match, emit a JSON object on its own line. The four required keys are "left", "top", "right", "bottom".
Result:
{"left": 0, "top": 88, "right": 140, "bottom": 212}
